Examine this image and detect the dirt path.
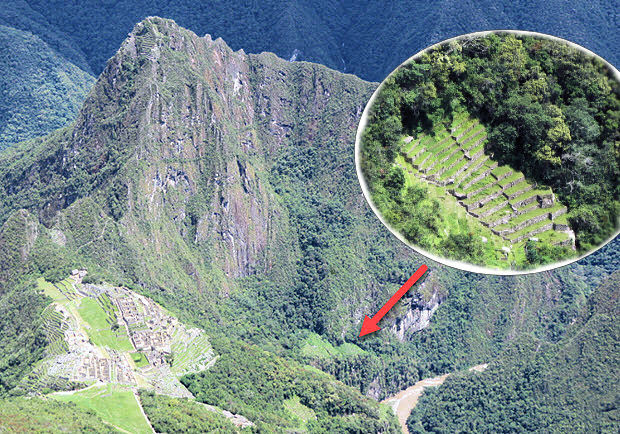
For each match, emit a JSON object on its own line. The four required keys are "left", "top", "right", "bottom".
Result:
{"left": 382, "top": 364, "right": 488, "bottom": 433}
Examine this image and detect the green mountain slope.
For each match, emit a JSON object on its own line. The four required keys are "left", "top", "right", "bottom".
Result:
{"left": 0, "top": 25, "right": 95, "bottom": 150}
{"left": 408, "top": 271, "right": 620, "bottom": 433}
{"left": 0, "top": 397, "right": 115, "bottom": 433}
{"left": 0, "top": 16, "right": 617, "bottom": 430}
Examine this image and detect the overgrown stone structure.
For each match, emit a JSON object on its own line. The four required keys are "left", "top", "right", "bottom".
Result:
{"left": 400, "top": 113, "right": 575, "bottom": 249}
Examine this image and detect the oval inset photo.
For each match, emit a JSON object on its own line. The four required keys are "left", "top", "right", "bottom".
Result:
{"left": 356, "top": 31, "right": 619, "bottom": 274}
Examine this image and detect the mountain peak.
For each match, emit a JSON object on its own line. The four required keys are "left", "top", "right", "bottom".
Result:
{"left": 1, "top": 18, "right": 373, "bottom": 285}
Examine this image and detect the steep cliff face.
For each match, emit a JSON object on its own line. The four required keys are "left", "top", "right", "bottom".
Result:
{"left": 390, "top": 272, "right": 446, "bottom": 341}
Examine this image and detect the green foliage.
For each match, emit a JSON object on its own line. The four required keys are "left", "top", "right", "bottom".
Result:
{"left": 408, "top": 272, "right": 620, "bottom": 433}
{"left": 524, "top": 239, "right": 572, "bottom": 266}
{"left": 181, "top": 339, "right": 399, "bottom": 432}
{"left": 0, "top": 210, "right": 37, "bottom": 286}
{"left": 361, "top": 33, "right": 619, "bottom": 253}
{"left": 29, "top": 235, "right": 75, "bottom": 283}
{"left": 0, "top": 396, "right": 113, "bottom": 433}
{"left": 0, "top": 25, "right": 94, "bottom": 149}
{"left": 0, "top": 280, "right": 49, "bottom": 396}
{"left": 138, "top": 390, "right": 241, "bottom": 433}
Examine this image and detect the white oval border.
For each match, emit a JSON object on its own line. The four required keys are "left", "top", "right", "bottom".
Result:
{"left": 355, "top": 30, "right": 620, "bottom": 276}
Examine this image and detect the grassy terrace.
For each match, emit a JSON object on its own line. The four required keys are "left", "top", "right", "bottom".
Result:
{"left": 424, "top": 143, "right": 459, "bottom": 167}
{"left": 481, "top": 204, "right": 514, "bottom": 224}
{"left": 440, "top": 154, "right": 471, "bottom": 180}
{"left": 428, "top": 150, "right": 465, "bottom": 176}
{"left": 536, "top": 228, "right": 571, "bottom": 244}
{"left": 460, "top": 128, "right": 486, "bottom": 149}
{"left": 477, "top": 196, "right": 509, "bottom": 215}
{"left": 463, "top": 176, "right": 495, "bottom": 195}
{"left": 495, "top": 203, "right": 565, "bottom": 232}
{"left": 504, "top": 180, "right": 531, "bottom": 197}
{"left": 458, "top": 160, "right": 497, "bottom": 188}
{"left": 497, "top": 172, "right": 524, "bottom": 188}
{"left": 509, "top": 188, "right": 552, "bottom": 208}
{"left": 452, "top": 119, "right": 476, "bottom": 137}
{"left": 505, "top": 219, "right": 553, "bottom": 241}
{"left": 462, "top": 184, "right": 502, "bottom": 206}
{"left": 456, "top": 155, "right": 488, "bottom": 177}
{"left": 491, "top": 165, "right": 512, "bottom": 179}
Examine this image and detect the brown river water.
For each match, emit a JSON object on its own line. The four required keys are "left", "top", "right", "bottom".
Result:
{"left": 381, "top": 364, "right": 488, "bottom": 433}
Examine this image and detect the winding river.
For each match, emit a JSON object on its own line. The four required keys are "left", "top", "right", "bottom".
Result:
{"left": 382, "top": 364, "right": 488, "bottom": 433}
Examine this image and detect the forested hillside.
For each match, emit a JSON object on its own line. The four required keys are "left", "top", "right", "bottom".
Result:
{"left": 0, "top": 397, "right": 114, "bottom": 432}
{"left": 2, "top": 0, "right": 618, "bottom": 82}
{"left": 0, "top": 16, "right": 617, "bottom": 431}
{"left": 408, "top": 271, "right": 620, "bottom": 433}
{"left": 0, "top": 25, "right": 94, "bottom": 149}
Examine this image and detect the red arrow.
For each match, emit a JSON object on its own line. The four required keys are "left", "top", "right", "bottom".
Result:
{"left": 359, "top": 264, "right": 428, "bottom": 337}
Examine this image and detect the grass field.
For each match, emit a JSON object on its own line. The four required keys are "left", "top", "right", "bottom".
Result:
{"left": 284, "top": 396, "right": 316, "bottom": 429}
{"left": 79, "top": 298, "right": 134, "bottom": 351}
{"left": 131, "top": 352, "right": 150, "bottom": 368}
{"left": 52, "top": 384, "right": 152, "bottom": 433}
{"left": 300, "top": 333, "right": 366, "bottom": 359}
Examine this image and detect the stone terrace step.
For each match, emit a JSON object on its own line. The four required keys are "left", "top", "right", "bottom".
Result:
{"left": 481, "top": 204, "right": 515, "bottom": 228}
{"left": 494, "top": 204, "right": 564, "bottom": 237}
{"left": 452, "top": 155, "right": 489, "bottom": 187}
{"left": 471, "top": 197, "right": 510, "bottom": 218}
{"left": 440, "top": 153, "right": 471, "bottom": 181}
{"left": 462, "top": 184, "right": 503, "bottom": 210}
{"left": 509, "top": 189, "right": 547, "bottom": 209}
{"left": 507, "top": 219, "right": 555, "bottom": 243}
{"left": 453, "top": 120, "right": 479, "bottom": 140}
{"left": 459, "top": 161, "right": 499, "bottom": 190}
{"left": 490, "top": 165, "right": 513, "bottom": 183}
{"left": 435, "top": 149, "right": 466, "bottom": 175}
{"left": 503, "top": 180, "right": 532, "bottom": 200}
{"left": 465, "top": 143, "right": 486, "bottom": 160}
{"left": 423, "top": 144, "right": 460, "bottom": 172}
{"left": 462, "top": 177, "right": 498, "bottom": 199}
{"left": 458, "top": 125, "right": 485, "bottom": 146}
{"left": 497, "top": 172, "right": 525, "bottom": 190}
{"left": 412, "top": 151, "right": 432, "bottom": 168}
{"left": 450, "top": 114, "right": 471, "bottom": 132}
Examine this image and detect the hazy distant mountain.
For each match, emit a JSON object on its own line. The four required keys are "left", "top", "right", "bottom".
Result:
{"left": 0, "top": 0, "right": 616, "bottom": 149}
{"left": 0, "top": 25, "right": 94, "bottom": 149}
{"left": 2, "top": 0, "right": 618, "bottom": 81}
